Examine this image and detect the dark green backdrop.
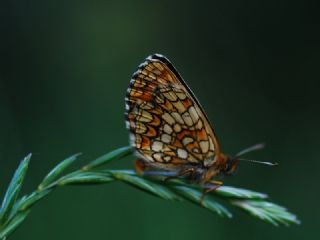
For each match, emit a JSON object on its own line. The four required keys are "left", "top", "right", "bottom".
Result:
{"left": 1, "top": 1, "right": 319, "bottom": 239}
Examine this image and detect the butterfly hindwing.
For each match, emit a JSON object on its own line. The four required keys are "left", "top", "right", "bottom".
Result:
{"left": 125, "top": 54, "right": 220, "bottom": 168}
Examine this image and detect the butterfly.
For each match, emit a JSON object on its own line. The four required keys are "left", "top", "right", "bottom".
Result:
{"left": 125, "top": 54, "right": 276, "bottom": 192}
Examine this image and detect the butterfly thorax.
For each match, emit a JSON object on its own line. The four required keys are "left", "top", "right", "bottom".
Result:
{"left": 182, "top": 152, "right": 237, "bottom": 184}
{"left": 199, "top": 152, "right": 228, "bottom": 183}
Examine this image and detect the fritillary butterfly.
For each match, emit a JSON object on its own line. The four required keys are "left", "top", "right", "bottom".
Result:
{"left": 125, "top": 54, "right": 272, "bottom": 187}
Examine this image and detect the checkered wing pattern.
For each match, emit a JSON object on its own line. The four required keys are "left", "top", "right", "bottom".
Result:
{"left": 125, "top": 54, "right": 220, "bottom": 168}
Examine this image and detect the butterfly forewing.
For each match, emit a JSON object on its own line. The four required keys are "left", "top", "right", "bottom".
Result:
{"left": 125, "top": 54, "right": 220, "bottom": 168}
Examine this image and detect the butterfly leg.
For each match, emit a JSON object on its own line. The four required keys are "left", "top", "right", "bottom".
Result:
{"left": 134, "top": 159, "right": 146, "bottom": 175}
{"left": 200, "top": 180, "right": 223, "bottom": 205}
{"left": 163, "top": 167, "right": 196, "bottom": 182}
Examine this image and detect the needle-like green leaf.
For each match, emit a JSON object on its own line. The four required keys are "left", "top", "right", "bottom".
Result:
{"left": 0, "top": 210, "right": 30, "bottom": 239}
{"left": 174, "top": 185, "right": 232, "bottom": 218}
{"left": 38, "top": 153, "right": 82, "bottom": 190}
{"left": 215, "top": 186, "right": 267, "bottom": 199}
{"left": 57, "top": 172, "right": 114, "bottom": 185}
{"left": 0, "top": 154, "right": 31, "bottom": 224}
{"left": 5, "top": 184, "right": 48, "bottom": 225}
{"left": 17, "top": 190, "right": 52, "bottom": 212}
{"left": 231, "top": 200, "right": 301, "bottom": 226}
{"left": 82, "top": 146, "right": 132, "bottom": 170}
{"left": 111, "top": 171, "right": 182, "bottom": 201}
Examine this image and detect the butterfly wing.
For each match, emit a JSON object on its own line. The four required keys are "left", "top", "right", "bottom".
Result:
{"left": 125, "top": 54, "right": 220, "bottom": 168}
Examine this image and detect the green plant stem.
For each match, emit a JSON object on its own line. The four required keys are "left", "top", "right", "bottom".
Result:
{"left": 0, "top": 147, "right": 300, "bottom": 239}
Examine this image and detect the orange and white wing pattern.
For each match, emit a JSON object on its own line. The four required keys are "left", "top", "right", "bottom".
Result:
{"left": 125, "top": 54, "right": 220, "bottom": 168}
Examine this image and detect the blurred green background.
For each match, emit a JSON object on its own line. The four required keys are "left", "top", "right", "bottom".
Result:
{"left": 1, "top": 0, "right": 319, "bottom": 239}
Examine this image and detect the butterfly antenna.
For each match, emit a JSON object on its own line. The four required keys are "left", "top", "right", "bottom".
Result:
{"left": 234, "top": 143, "right": 266, "bottom": 157}
{"left": 233, "top": 143, "right": 278, "bottom": 166}
{"left": 237, "top": 158, "right": 278, "bottom": 166}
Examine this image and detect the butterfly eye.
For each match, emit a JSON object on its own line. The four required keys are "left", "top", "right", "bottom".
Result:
{"left": 223, "top": 158, "right": 238, "bottom": 175}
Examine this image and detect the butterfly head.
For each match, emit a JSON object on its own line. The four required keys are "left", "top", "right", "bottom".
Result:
{"left": 221, "top": 157, "right": 239, "bottom": 175}
{"left": 221, "top": 143, "right": 278, "bottom": 176}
